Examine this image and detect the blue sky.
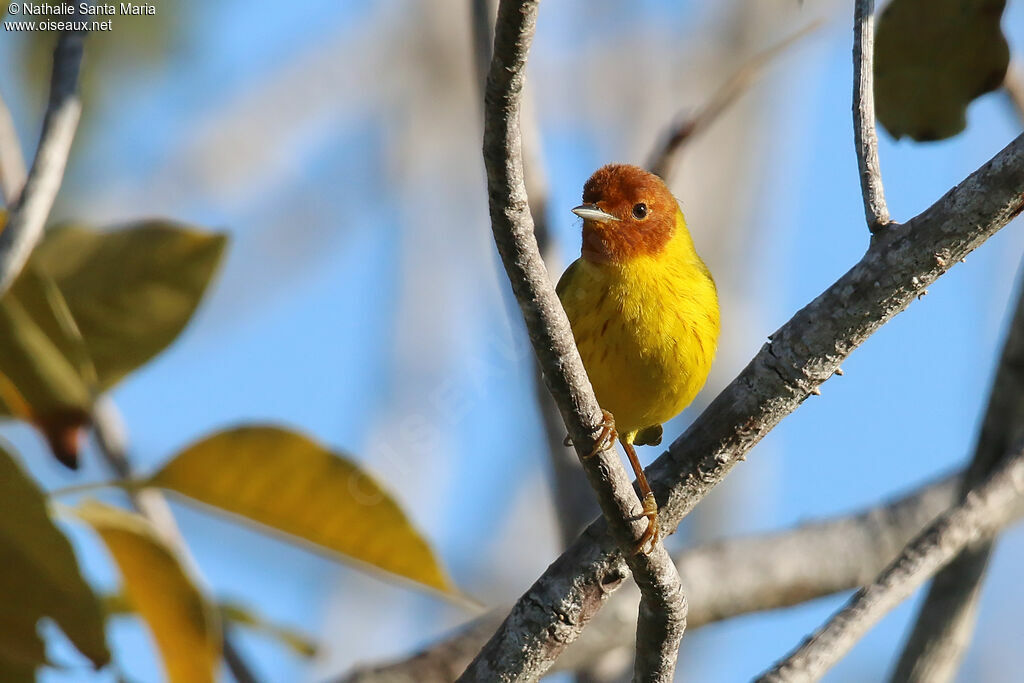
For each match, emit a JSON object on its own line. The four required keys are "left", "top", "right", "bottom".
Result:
{"left": 2, "top": 0, "right": 1023, "bottom": 681}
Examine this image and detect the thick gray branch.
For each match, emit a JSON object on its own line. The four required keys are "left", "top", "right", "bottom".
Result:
{"left": 889, "top": 260, "right": 1024, "bottom": 682}
{"left": 343, "top": 471, "right": 1018, "bottom": 683}
{"left": 853, "top": 0, "right": 890, "bottom": 233}
{"left": 0, "top": 21, "right": 86, "bottom": 295}
{"left": 471, "top": 1, "right": 685, "bottom": 680}
{"left": 462, "top": 131, "right": 1024, "bottom": 681}
{"left": 757, "top": 445, "right": 1024, "bottom": 683}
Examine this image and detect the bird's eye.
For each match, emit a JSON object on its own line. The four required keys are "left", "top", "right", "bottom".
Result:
{"left": 632, "top": 203, "right": 648, "bottom": 220}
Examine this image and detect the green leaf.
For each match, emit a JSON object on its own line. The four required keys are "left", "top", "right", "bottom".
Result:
{"left": 875, "top": 0, "right": 1010, "bottom": 141}
{"left": 0, "top": 446, "right": 109, "bottom": 670}
{"left": 150, "top": 425, "right": 455, "bottom": 594}
{"left": 0, "top": 265, "right": 94, "bottom": 417}
{"left": 74, "top": 502, "right": 220, "bottom": 683}
{"left": 0, "top": 219, "right": 225, "bottom": 465}
{"left": 219, "top": 601, "right": 318, "bottom": 658}
{"left": 30, "top": 222, "right": 227, "bottom": 390}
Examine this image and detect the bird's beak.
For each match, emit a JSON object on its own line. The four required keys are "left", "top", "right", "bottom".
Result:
{"left": 572, "top": 203, "right": 620, "bottom": 223}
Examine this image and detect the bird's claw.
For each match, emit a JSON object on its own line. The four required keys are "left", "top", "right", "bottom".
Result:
{"left": 635, "top": 492, "right": 660, "bottom": 555}
{"left": 584, "top": 409, "right": 616, "bottom": 459}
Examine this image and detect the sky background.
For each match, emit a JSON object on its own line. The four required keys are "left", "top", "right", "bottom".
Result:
{"left": 2, "top": 0, "right": 1024, "bottom": 681}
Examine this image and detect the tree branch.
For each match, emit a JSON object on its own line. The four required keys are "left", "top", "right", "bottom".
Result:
{"left": 646, "top": 21, "right": 821, "bottom": 182}
{"left": 0, "top": 88, "right": 27, "bottom": 206}
{"left": 852, "top": 0, "right": 891, "bottom": 233}
{"left": 343, "top": 468, "right": 1024, "bottom": 683}
{"left": 461, "top": 130, "right": 1024, "bottom": 681}
{"left": 889, "top": 259, "right": 1024, "bottom": 682}
{"left": 91, "top": 399, "right": 262, "bottom": 683}
{"left": 470, "top": 1, "right": 685, "bottom": 680}
{"left": 0, "top": 19, "right": 86, "bottom": 296}
{"left": 757, "top": 444, "right": 1024, "bottom": 683}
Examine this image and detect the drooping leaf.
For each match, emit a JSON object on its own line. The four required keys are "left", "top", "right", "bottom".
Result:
{"left": 151, "top": 425, "right": 454, "bottom": 593}
{"left": 219, "top": 601, "right": 318, "bottom": 658}
{"left": 74, "top": 502, "right": 219, "bottom": 683}
{"left": 30, "top": 222, "right": 227, "bottom": 390}
{"left": 874, "top": 0, "right": 1009, "bottom": 141}
{"left": 0, "top": 446, "right": 109, "bottom": 670}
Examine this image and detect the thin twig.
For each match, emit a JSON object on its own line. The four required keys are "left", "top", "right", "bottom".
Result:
{"left": 853, "top": 0, "right": 891, "bottom": 233}
{"left": 757, "top": 444, "right": 1024, "bottom": 683}
{"left": 646, "top": 21, "right": 821, "bottom": 181}
{"left": 458, "top": 132, "right": 1024, "bottom": 681}
{"left": 890, "top": 260, "right": 1024, "bottom": 682}
{"left": 0, "top": 20, "right": 86, "bottom": 296}
{"left": 469, "top": 1, "right": 685, "bottom": 680}
{"left": 0, "top": 88, "right": 27, "bottom": 205}
{"left": 91, "top": 399, "right": 262, "bottom": 683}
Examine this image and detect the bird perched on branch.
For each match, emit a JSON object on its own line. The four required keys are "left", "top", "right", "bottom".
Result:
{"left": 557, "top": 164, "right": 720, "bottom": 552}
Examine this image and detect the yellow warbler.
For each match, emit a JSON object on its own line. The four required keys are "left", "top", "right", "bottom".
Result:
{"left": 557, "top": 164, "right": 720, "bottom": 551}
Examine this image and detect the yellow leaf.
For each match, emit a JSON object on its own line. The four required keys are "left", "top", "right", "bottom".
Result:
{"left": 74, "top": 502, "right": 220, "bottom": 683}
{"left": 0, "top": 446, "right": 109, "bottom": 669}
{"left": 151, "top": 425, "right": 454, "bottom": 593}
{"left": 875, "top": 0, "right": 1010, "bottom": 141}
{"left": 30, "top": 222, "right": 227, "bottom": 390}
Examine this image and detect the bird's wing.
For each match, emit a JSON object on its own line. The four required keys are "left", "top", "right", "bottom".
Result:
{"left": 555, "top": 258, "right": 583, "bottom": 301}
{"left": 634, "top": 424, "right": 663, "bottom": 446}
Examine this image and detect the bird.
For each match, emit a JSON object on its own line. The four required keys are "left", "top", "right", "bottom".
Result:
{"left": 556, "top": 163, "right": 720, "bottom": 552}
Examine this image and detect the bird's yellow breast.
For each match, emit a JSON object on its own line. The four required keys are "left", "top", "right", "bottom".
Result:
{"left": 557, "top": 211, "right": 719, "bottom": 440}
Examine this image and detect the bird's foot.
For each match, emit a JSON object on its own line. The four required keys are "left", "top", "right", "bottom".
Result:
{"left": 635, "top": 492, "right": 660, "bottom": 555}
{"left": 584, "top": 409, "right": 616, "bottom": 459}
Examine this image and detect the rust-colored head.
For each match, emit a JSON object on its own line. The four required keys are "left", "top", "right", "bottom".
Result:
{"left": 573, "top": 164, "right": 679, "bottom": 264}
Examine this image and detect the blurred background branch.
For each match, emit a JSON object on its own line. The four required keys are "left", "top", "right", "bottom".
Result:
{"left": 0, "top": 21, "right": 84, "bottom": 295}
{"left": 890, "top": 258, "right": 1024, "bottom": 681}
{"left": 758, "top": 442, "right": 1024, "bottom": 683}
{"left": 0, "top": 89, "right": 26, "bottom": 204}
{"left": 646, "top": 20, "right": 820, "bottom": 182}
